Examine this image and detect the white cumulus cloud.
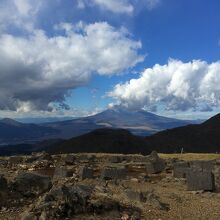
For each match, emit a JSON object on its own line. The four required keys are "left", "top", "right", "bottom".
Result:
{"left": 109, "top": 59, "right": 220, "bottom": 111}
{"left": 77, "top": 0, "right": 161, "bottom": 14}
{"left": 0, "top": 22, "right": 143, "bottom": 112}
{"left": 0, "top": 0, "right": 44, "bottom": 32}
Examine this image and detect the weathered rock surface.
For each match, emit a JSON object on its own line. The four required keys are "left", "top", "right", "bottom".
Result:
{"left": 186, "top": 170, "right": 215, "bottom": 191}
{"left": 79, "top": 166, "right": 94, "bottom": 180}
{"left": 101, "top": 167, "right": 127, "bottom": 180}
{"left": 12, "top": 173, "right": 52, "bottom": 197}
{"left": 173, "top": 161, "right": 190, "bottom": 178}
{"left": 53, "top": 167, "right": 73, "bottom": 180}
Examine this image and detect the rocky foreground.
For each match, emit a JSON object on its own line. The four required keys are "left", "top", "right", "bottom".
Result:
{"left": 0, "top": 152, "right": 220, "bottom": 220}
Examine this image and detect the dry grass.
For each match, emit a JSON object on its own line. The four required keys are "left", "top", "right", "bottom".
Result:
{"left": 159, "top": 153, "right": 220, "bottom": 161}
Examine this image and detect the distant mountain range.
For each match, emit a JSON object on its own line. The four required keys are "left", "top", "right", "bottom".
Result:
{"left": 0, "top": 118, "right": 58, "bottom": 145}
{"left": 0, "top": 112, "right": 219, "bottom": 155}
{"left": 43, "top": 108, "right": 202, "bottom": 138}
{"left": 0, "top": 108, "right": 202, "bottom": 145}
{"left": 48, "top": 113, "right": 220, "bottom": 154}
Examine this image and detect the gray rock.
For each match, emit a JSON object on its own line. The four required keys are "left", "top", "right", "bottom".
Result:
{"left": 65, "top": 154, "right": 76, "bottom": 165}
{"left": 12, "top": 173, "right": 52, "bottom": 197}
{"left": 189, "top": 160, "right": 215, "bottom": 172}
{"left": 173, "top": 162, "right": 190, "bottom": 178}
{"left": 79, "top": 166, "right": 94, "bottom": 180}
{"left": 145, "top": 159, "right": 165, "bottom": 174}
{"left": 145, "top": 152, "right": 166, "bottom": 174}
{"left": 109, "top": 156, "right": 123, "bottom": 163}
{"left": 9, "top": 156, "right": 23, "bottom": 164}
{"left": 125, "top": 190, "right": 145, "bottom": 202}
{"left": 0, "top": 160, "right": 8, "bottom": 166}
{"left": 150, "top": 151, "right": 160, "bottom": 160}
{"left": 53, "top": 167, "right": 73, "bottom": 179}
{"left": 101, "top": 167, "right": 127, "bottom": 180}
{"left": 21, "top": 212, "right": 37, "bottom": 220}
{"left": 186, "top": 170, "right": 215, "bottom": 191}
{"left": 0, "top": 175, "right": 7, "bottom": 191}
{"left": 0, "top": 175, "right": 8, "bottom": 207}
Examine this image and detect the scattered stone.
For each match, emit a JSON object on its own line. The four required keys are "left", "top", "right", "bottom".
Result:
{"left": 12, "top": 172, "right": 52, "bottom": 197}
{"left": 101, "top": 167, "right": 127, "bottom": 180}
{"left": 79, "top": 166, "right": 94, "bottom": 180}
{"left": 186, "top": 170, "right": 215, "bottom": 191}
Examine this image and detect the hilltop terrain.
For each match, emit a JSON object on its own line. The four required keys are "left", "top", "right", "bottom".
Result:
{"left": 0, "top": 152, "right": 220, "bottom": 220}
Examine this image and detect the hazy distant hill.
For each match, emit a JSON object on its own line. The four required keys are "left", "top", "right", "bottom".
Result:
{"left": 144, "top": 113, "right": 220, "bottom": 153}
{"left": 0, "top": 118, "right": 58, "bottom": 145}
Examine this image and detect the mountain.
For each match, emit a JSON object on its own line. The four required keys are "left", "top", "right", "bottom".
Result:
{"left": 15, "top": 117, "right": 75, "bottom": 124}
{"left": 47, "top": 128, "right": 149, "bottom": 155}
{"left": 0, "top": 118, "right": 58, "bottom": 145}
{"left": 0, "top": 108, "right": 203, "bottom": 145}
{"left": 0, "top": 113, "right": 219, "bottom": 155}
{"left": 144, "top": 113, "right": 220, "bottom": 153}
{"left": 44, "top": 108, "right": 200, "bottom": 139}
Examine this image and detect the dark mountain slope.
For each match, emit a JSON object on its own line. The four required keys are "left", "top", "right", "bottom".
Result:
{"left": 48, "top": 128, "right": 150, "bottom": 155}
{"left": 144, "top": 113, "right": 220, "bottom": 153}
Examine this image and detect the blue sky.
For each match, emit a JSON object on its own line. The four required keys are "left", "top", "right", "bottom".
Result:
{"left": 0, "top": 0, "right": 219, "bottom": 119}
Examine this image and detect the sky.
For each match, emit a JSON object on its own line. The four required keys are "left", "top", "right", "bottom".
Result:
{"left": 0, "top": 0, "right": 219, "bottom": 119}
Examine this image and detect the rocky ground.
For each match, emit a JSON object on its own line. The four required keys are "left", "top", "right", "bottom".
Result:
{"left": 0, "top": 152, "right": 220, "bottom": 220}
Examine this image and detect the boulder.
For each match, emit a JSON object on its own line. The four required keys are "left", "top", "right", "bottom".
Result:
{"left": 12, "top": 173, "right": 52, "bottom": 197}
{"left": 0, "top": 175, "right": 8, "bottom": 207}
{"left": 53, "top": 167, "right": 73, "bottom": 179}
{"left": 0, "top": 159, "right": 8, "bottom": 167}
{"left": 79, "top": 166, "right": 94, "bottom": 180}
{"left": 65, "top": 154, "right": 76, "bottom": 165}
{"left": 125, "top": 190, "right": 145, "bottom": 202}
{"left": 145, "top": 160, "right": 165, "bottom": 174}
{"left": 186, "top": 170, "right": 215, "bottom": 191}
{"left": 173, "top": 162, "right": 190, "bottom": 178}
{"left": 9, "top": 156, "right": 23, "bottom": 164}
{"left": 0, "top": 175, "right": 7, "bottom": 191}
{"left": 145, "top": 152, "right": 165, "bottom": 174}
{"left": 109, "top": 156, "right": 123, "bottom": 163}
{"left": 101, "top": 167, "right": 127, "bottom": 180}
{"left": 189, "top": 160, "right": 215, "bottom": 172}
